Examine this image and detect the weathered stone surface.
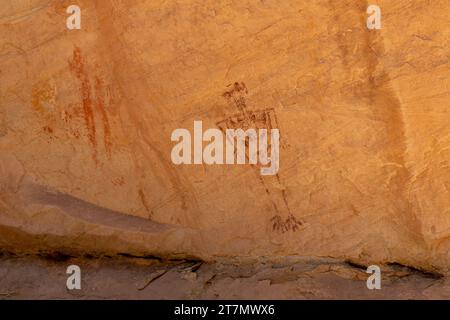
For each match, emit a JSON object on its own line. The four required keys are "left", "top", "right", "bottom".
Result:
{"left": 1, "top": 0, "right": 449, "bottom": 272}
{"left": 1, "top": 254, "right": 449, "bottom": 299}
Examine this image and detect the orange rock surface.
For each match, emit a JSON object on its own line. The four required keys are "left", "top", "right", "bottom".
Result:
{"left": 1, "top": 0, "right": 449, "bottom": 272}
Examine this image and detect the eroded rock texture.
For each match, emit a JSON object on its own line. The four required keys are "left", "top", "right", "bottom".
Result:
{"left": 0, "top": 0, "right": 449, "bottom": 272}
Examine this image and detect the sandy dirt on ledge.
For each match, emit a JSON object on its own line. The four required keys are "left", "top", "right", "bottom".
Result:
{"left": 0, "top": 253, "right": 448, "bottom": 300}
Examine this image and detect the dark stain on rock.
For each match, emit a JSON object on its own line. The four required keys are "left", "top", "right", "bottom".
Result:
{"left": 95, "top": 77, "right": 112, "bottom": 158}
{"left": 271, "top": 214, "right": 303, "bottom": 233}
{"left": 43, "top": 126, "right": 53, "bottom": 134}
{"left": 138, "top": 189, "right": 154, "bottom": 219}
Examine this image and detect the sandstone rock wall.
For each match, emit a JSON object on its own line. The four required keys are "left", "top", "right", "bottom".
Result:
{"left": 1, "top": 0, "right": 449, "bottom": 272}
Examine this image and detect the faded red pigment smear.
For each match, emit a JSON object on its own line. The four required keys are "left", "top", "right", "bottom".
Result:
{"left": 68, "top": 46, "right": 97, "bottom": 163}
{"left": 68, "top": 47, "right": 113, "bottom": 162}
{"left": 95, "top": 77, "right": 112, "bottom": 158}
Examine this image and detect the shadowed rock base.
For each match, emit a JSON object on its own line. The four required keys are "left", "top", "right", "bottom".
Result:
{"left": 0, "top": 253, "right": 448, "bottom": 299}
